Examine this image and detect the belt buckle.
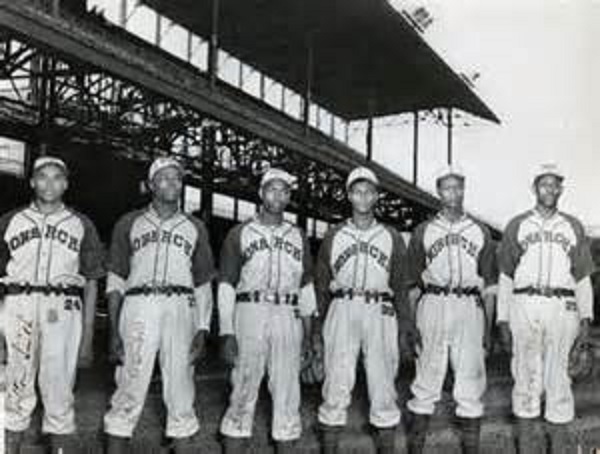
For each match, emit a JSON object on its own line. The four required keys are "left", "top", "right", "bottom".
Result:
{"left": 455, "top": 288, "right": 463, "bottom": 297}
{"left": 539, "top": 286, "right": 552, "bottom": 298}
{"left": 165, "top": 287, "right": 173, "bottom": 297}
{"left": 264, "top": 292, "right": 277, "bottom": 303}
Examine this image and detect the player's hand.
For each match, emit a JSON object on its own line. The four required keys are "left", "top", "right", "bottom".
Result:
{"left": 483, "top": 326, "right": 493, "bottom": 357}
{"left": 497, "top": 321, "right": 512, "bottom": 355}
{"left": 78, "top": 337, "right": 94, "bottom": 369}
{"left": 220, "top": 334, "right": 238, "bottom": 367}
{"left": 301, "top": 332, "right": 325, "bottom": 385}
{"left": 189, "top": 330, "right": 208, "bottom": 366}
{"left": 108, "top": 331, "right": 125, "bottom": 366}
{"left": 398, "top": 321, "right": 421, "bottom": 362}
{"left": 301, "top": 335, "right": 313, "bottom": 371}
{"left": 573, "top": 318, "right": 591, "bottom": 353}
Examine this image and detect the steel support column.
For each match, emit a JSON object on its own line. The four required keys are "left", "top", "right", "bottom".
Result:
{"left": 366, "top": 116, "right": 373, "bottom": 161}
{"left": 208, "top": 0, "right": 220, "bottom": 89}
{"left": 413, "top": 110, "right": 419, "bottom": 185}
{"left": 447, "top": 107, "right": 453, "bottom": 165}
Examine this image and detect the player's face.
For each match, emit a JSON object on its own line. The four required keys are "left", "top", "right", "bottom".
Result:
{"left": 437, "top": 175, "right": 465, "bottom": 210}
{"left": 534, "top": 174, "right": 563, "bottom": 209}
{"left": 348, "top": 180, "right": 378, "bottom": 215}
{"left": 30, "top": 165, "right": 68, "bottom": 204}
{"left": 151, "top": 166, "right": 183, "bottom": 203}
{"left": 260, "top": 179, "right": 291, "bottom": 214}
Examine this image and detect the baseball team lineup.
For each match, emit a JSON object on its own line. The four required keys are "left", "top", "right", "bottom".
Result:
{"left": 0, "top": 154, "right": 595, "bottom": 454}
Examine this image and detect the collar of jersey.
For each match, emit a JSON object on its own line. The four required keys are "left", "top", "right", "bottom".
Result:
{"left": 434, "top": 212, "right": 470, "bottom": 230}
{"left": 27, "top": 202, "right": 67, "bottom": 218}
{"left": 344, "top": 218, "right": 380, "bottom": 233}
{"left": 251, "top": 215, "right": 290, "bottom": 232}
{"left": 146, "top": 204, "right": 183, "bottom": 224}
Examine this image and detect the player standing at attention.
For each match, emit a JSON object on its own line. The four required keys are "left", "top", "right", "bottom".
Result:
{"left": 404, "top": 165, "right": 497, "bottom": 454}
{"left": 0, "top": 156, "right": 104, "bottom": 454}
{"left": 218, "top": 168, "right": 317, "bottom": 454}
{"left": 497, "top": 164, "right": 594, "bottom": 454}
{"left": 103, "top": 157, "right": 215, "bottom": 454}
{"left": 314, "top": 166, "right": 414, "bottom": 454}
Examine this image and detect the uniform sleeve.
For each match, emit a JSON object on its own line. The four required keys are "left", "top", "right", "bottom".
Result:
{"left": 567, "top": 217, "right": 595, "bottom": 282}
{"left": 79, "top": 214, "right": 105, "bottom": 280}
{"left": 191, "top": 218, "right": 216, "bottom": 287}
{"left": 219, "top": 225, "right": 243, "bottom": 286}
{"left": 498, "top": 217, "right": 523, "bottom": 279}
{"left": 107, "top": 213, "right": 134, "bottom": 279}
{"left": 404, "top": 222, "right": 427, "bottom": 288}
{"left": 477, "top": 224, "right": 498, "bottom": 288}
{"left": 0, "top": 210, "right": 17, "bottom": 278}
{"left": 315, "top": 227, "right": 336, "bottom": 318}
{"left": 218, "top": 224, "right": 244, "bottom": 335}
{"left": 387, "top": 225, "right": 408, "bottom": 296}
{"left": 300, "top": 229, "right": 314, "bottom": 287}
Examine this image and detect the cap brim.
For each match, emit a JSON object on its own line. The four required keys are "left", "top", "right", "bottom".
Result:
{"left": 347, "top": 177, "right": 379, "bottom": 189}
{"left": 34, "top": 162, "right": 68, "bottom": 175}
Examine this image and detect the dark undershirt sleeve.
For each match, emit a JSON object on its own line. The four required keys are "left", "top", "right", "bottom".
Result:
{"left": 190, "top": 216, "right": 216, "bottom": 287}
{"left": 219, "top": 224, "right": 244, "bottom": 287}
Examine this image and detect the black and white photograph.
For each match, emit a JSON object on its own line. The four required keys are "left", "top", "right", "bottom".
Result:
{"left": 0, "top": 0, "right": 599, "bottom": 453}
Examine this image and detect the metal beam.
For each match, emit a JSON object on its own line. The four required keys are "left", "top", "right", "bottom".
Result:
{"left": 413, "top": 110, "right": 419, "bottom": 185}
{"left": 447, "top": 107, "right": 453, "bottom": 165}
{"left": 0, "top": 1, "right": 440, "bottom": 211}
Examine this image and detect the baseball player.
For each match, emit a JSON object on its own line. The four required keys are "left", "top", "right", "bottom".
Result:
{"left": 218, "top": 168, "right": 317, "bottom": 454}
{"left": 404, "top": 165, "right": 497, "bottom": 454}
{"left": 497, "top": 163, "right": 594, "bottom": 454}
{"left": 103, "top": 157, "right": 215, "bottom": 454}
{"left": 0, "top": 156, "right": 104, "bottom": 454}
{"left": 314, "top": 166, "right": 412, "bottom": 454}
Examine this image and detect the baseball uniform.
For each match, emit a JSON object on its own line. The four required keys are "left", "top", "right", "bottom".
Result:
{"left": 498, "top": 209, "right": 594, "bottom": 423}
{"left": 219, "top": 216, "right": 316, "bottom": 441}
{"left": 316, "top": 220, "right": 406, "bottom": 429}
{"left": 405, "top": 213, "right": 497, "bottom": 419}
{"left": 0, "top": 204, "right": 104, "bottom": 434}
{"left": 103, "top": 205, "right": 214, "bottom": 439}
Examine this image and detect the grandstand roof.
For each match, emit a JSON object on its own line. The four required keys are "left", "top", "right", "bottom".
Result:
{"left": 142, "top": 0, "right": 500, "bottom": 122}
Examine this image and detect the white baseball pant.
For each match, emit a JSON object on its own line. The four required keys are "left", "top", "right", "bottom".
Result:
{"left": 509, "top": 295, "right": 580, "bottom": 423}
{"left": 318, "top": 297, "right": 400, "bottom": 428}
{"left": 408, "top": 294, "right": 486, "bottom": 418}
{"left": 220, "top": 302, "right": 303, "bottom": 441}
{"left": 4, "top": 293, "right": 82, "bottom": 434}
{"left": 104, "top": 294, "right": 199, "bottom": 438}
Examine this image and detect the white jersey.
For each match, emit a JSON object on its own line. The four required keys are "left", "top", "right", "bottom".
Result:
{"left": 499, "top": 209, "right": 593, "bottom": 291}
{"left": 107, "top": 205, "right": 214, "bottom": 291}
{"left": 406, "top": 213, "right": 497, "bottom": 290}
{"left": 0, "top": 204, "right": 104, "bottom": 285}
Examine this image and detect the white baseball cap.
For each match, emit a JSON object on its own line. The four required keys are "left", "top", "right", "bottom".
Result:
{"left": 533, "top": 163, "right": 564, "bottom": 183}
{"left": 33, "top": 156, "right": 68, "bottom": 175}
{"left": 260, "top": 168, "right": 297, "bottom": 188}
{"left": 148, "top": 157, "right": 184, "bottom": 181}
{"left": 434, "top": 164, "right": 465, "bottom": 184}
{"left": 346, "top": 166, "right": 379, "bottom": 189}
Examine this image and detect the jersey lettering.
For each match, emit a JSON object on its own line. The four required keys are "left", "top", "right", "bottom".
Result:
{"left": 131, "top": 229, "right": 193, "bottom": 256}
{"left": 333, "top": 241, "right": 389, "bottom": 274}
{"left": 519, "top": 230, "right": 573, "bottom": 254}
{"left": 426, "top": 233, "right": 479, "bottom": 262}
{"left": 8, "top": 225, "right": 81, "bottom": 253}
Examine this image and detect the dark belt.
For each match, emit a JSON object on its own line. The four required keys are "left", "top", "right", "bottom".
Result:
{"left": 514, "top": 286, "right": 575, "bottom": 298}
{"left": 424, "top": 284, "right": 480, "bottom": 297}
{"left": 330, "top": 289, "right": 394, "bottom": 303}
{"left": 0, "top": 282, "right": 83, "bottom": 298}
{"left": 237, "top": 291, "right": 299, "bottom": 306}
{"left": 125, "top": 285, "right": 194, "bottom": 297}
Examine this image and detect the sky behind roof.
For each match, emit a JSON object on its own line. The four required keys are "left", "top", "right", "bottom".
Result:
{"left": 381, "top": 0, "right": 600, "bottom": 233}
